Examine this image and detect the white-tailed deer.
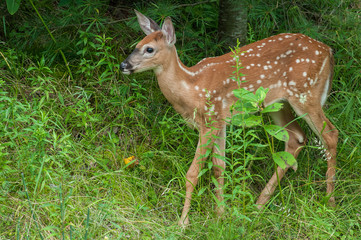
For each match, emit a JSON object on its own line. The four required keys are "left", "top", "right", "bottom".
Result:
{"left": 120, "top": 11, "right": 338, "bottom": 226}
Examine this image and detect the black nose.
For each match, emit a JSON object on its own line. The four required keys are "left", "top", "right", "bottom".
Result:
{"left": 120, "top": 62, "right": 127, "bottom": 72}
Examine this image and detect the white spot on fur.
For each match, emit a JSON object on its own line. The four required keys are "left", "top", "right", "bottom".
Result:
{"left": 195, "top": 85, "right": 199, "bottom": 91}
{"left": 181, "top": 81, "right": 189, "bottom": 90}
{"left": 257, "top": 80, "right": 262, "bottom": 84}
{"left": 303, "top": 72, "right": 307, "bottom": 77}
{"left": 289, "top": 81, "right": 296, "bottom": 86}
{"left": 222, "top": 98, "right": 228, "bottom": 109}
{"left": 299, "top": 94, "right": 307, "bottom": 104}
{"left": 289, "top": 67, "right": 293, "bottom": 72}
{"left": 315, "top": 50, "right": 320, "bottom": 55}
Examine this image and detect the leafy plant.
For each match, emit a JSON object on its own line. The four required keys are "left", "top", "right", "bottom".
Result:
{"left": 6, "top": 0, "right": 21, "bottom": 15}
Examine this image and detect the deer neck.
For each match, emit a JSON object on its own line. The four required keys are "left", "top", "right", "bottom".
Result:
{"left": 154, "top": 46, "right": 196, "bottom": 118}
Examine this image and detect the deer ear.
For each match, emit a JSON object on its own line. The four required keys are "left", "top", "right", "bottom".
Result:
{"left": 134, "top": 10, "right": 161, "bottom": 35}
{"left": 161, "top": 17, "right": 176, "bottom": 45}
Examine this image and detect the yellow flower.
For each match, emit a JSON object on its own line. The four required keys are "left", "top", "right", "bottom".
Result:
{"left": 123, "top": 156, "right": 139, "bottom": 168}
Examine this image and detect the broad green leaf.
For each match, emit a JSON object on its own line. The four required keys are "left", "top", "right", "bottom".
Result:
{"left": 232, "top": 114, "right": 262, "bottom": 127}
{"left": 264, "top": 125, "right": 289, "bottom": 142}
{"left": 233, "top": 100, "right": 258, "bottom": 113}
{"left": 272, "top": 151, "right": 297, "bottom": 170}
{"left": 261, "top": 103, "right": 284, "bottom": 113}
{"left": 255, "top": 87, "right": 269, "bottom": 102}
{"left": 243, "top": 115, "right": 262, "bottom": 127}
{"left": 233, "top": 88, "right": 257, "bottom": 103}
{"left": 6, "top": 0, "right": 21, "bottom": 15}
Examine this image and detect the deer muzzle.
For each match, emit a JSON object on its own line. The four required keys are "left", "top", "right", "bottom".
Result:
{"left": 120, "top": 60, "right": 133, "bottom": 75}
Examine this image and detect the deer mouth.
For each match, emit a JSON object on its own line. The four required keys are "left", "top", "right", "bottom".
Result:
{"left": 120, "top": 61, "right": 135, "bottom": 75}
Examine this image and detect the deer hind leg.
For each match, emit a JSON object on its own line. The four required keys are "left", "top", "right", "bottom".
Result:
{"left": 179, "top": 126, "right": 220, "bottom": 226}
{"left": 212, "top": 125, "right": 226, "bottom": 216}
{"left": 291, "top": 102, "right": 338, "bottom": 206}
{"left": 256, "top": 103, "right": 306, "bottom": 207}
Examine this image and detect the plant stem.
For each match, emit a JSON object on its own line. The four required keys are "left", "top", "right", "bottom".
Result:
{"left": 262, "top": 117, "right": 285, "bottom": 206}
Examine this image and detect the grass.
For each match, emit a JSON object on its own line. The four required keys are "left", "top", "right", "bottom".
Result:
{"left": 1, "top": 0, "right": 361, "bottom": 239}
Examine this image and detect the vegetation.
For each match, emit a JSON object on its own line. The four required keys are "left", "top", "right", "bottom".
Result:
{"left": 0, "top": 0, "right": 360, "bottom": 239}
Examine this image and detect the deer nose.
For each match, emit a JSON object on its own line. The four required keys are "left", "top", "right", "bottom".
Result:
{"left": 120, "top": 61, "right": 128, "bottom": 72}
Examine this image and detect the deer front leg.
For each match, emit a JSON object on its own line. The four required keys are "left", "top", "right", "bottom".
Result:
{"left": 179, "top": 127, "right": 218, "bottom": 226}
{"left": 178, "top": 142, "right": 201, "bottom": 226}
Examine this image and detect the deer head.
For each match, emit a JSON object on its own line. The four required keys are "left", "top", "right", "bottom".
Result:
{"left": 120, "top": 10, "right": 176, "bottom": 75}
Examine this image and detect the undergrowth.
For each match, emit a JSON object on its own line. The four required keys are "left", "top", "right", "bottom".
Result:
{"left": 0, "top": 0, "right": 360, "bottom": 239}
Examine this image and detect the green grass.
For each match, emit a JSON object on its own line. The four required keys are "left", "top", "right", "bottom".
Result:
{"left": 0, "top": 0, "right": 361, "bottom": 239}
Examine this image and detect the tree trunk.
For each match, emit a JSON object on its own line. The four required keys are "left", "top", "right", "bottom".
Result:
{"left": 218, "top": 0, "right": 248, "bottom": 48}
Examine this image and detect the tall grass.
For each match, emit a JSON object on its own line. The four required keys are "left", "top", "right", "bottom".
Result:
{"left": 0, "top": 0, "right": 360, "bottom": 239}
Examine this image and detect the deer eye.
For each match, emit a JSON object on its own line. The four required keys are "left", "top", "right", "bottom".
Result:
{"left": 146, "top": 47, "right": 154, "bottom": 53}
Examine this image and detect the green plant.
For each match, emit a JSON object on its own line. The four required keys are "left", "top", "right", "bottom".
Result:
{"left": 5, "top": 0, "right": 20, "bottom": 15}
{"left": 211, "top": 42, "right": 297, "bottom": 230}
